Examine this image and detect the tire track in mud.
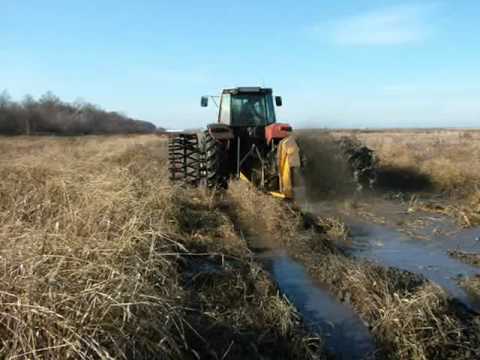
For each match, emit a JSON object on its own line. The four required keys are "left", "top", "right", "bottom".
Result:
{"left": 227, "top": 182, "right": 480, "bottom": 359}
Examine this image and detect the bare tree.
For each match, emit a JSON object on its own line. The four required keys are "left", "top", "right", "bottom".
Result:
{"left": 21, "top": 95, "right": 36, "bottom": 135}
{"left": 0, "top": 90, "right": 11, "bottom": 109}
{"left": 0, "top": 90, "right": 157, "bottom": 135}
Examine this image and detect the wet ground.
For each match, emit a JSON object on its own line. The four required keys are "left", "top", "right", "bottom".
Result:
{"left": 235, "top": 190, "right": 480, "bottom": 358}
{"left": 347, "top": 220, "right": 480, "bottom": 310}
{"left": 258, "top": 250, "right": 376, "bottom": 360}
{"left": 244, "top": 229, "right": 376, "bottom": 359}
{"left": 302, "top": 194, "right": 480, "bottom": 312}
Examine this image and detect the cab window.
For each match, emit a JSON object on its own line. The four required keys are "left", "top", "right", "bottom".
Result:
{"left": 219, "top": 94, "right": 231, "bottom": 124}
{"left": 231, "top": 94, "right": 274, "bottom": 126}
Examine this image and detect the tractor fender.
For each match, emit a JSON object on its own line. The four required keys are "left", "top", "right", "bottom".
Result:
{"left": 206, "top": 123, "right": 234, "bottom": 141}
{"left": 265, "top": 123, "right": 293, "bottom": 144}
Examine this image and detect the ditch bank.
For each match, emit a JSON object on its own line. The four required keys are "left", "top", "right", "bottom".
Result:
{"left": 166, "top": 188, "right": 324, "bottom": 359}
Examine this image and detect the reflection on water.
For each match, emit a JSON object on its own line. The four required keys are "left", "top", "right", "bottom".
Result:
{"left": 347, "top": 220, "right": 480, "bottom": 311}
{"left": 304, "top": 198, "right": 480, "bottom": 311}
{"left": 259, "top": 250, "right": 376, "bottom": 360}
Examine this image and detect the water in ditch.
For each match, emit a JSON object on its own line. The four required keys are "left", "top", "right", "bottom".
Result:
{"left": 257, "top": 249, "right": 377, "bottom": 360}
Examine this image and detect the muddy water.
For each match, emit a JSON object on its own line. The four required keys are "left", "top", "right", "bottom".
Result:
{"left": 306, "top": 199, "right": 480, "bottom": 311}
{"left": 424, "top": 224, "right": 480, "bottom": 254}
{"left": 257, "top": 250, "right": 376, "bottom": 360}
{"left": 347, "top": 220, "right": 480, "bottom": 310}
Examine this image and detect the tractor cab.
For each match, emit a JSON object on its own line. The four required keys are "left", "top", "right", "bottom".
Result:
{"left": 201, "top": 87, "right": 282, "bottom": 127}
{"left": 201, "top": 87, "right": 290, "bottom": 145}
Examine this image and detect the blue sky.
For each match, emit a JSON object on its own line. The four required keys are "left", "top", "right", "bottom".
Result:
{"left": 2, "top": 1, "right": 480, "bottom": 129}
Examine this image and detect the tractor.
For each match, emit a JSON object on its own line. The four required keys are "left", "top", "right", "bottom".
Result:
{"left": 168, "top": 87, "right": 377, "bottom": 198}
{"left": 168, "top": 87, "right": 299, "bottom": 198}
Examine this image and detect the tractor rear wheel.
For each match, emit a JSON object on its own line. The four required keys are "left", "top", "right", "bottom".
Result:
{"left": 168, "top": 134, "right": 201, "bottom": 186}
{"left": 203, "top": 130, "right": 229, "bottom": 189}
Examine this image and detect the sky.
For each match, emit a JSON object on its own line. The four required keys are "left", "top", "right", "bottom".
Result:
{"left": 2, "top": 1, "right": 480, "bottom": 129}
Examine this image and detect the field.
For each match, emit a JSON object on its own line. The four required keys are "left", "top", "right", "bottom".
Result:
{"left": 1, "top": 131, "right": 480, "bottom": 359}
{"left": 351, "top": 129, "right": 480, "bottom": 192}
{"left": 338, "top": 130, "right": 480, "bottom": 226}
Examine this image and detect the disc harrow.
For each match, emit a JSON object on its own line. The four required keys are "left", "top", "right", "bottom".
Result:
{"left": 168, "top": 133, "right": 201, "bottom": 186}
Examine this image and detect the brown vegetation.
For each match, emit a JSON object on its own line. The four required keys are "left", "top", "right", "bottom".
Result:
{"left": 330, "top": 130, "right": 480, "bottom": 227}
{"left": 449, "top": 251, "right": 480, "bottom": 299}
{"left": 449, "top": 251, "right": 480, "bottom": 267}
{"left": 0, "top": 136, "right": 320, "bottom": 359}
{"left": 460, "top": 276, "right": 480, "bottom": 299}
{"left": 330, "top": 130, "right": 480, "bottom": 194}
{"left": 228, "top": 180, "right": 480, "bottom": 359}
{"left": 3, "top": 130, "right": 479, "bottom": 359}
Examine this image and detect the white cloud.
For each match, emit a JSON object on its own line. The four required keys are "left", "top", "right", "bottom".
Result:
{"left": 326, "top": 3, "right": 437, "bottom": 46}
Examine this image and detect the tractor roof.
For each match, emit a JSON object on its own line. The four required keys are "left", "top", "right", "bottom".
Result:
{"left": 222, "top": 87, "right": 272, "bottom": 95}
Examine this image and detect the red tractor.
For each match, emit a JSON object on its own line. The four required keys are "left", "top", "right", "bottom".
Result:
{"left": 168, "top": 87, "right": 300, "bottom": 198}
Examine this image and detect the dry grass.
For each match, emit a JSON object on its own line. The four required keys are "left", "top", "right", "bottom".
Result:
{"left": 0, "top": 135, "right": 321, "bottom": 359}
{"left": 228, "top": 180, "right": 480, "bottom": 359}
{"left": 448, "top": 251, "right": 480, "bottom": 267}
{"left": 341, "top": 130, "right": 480, "bottom": 193}
{"left": 327, "top": 130, "right": 480, "bottom": 227}
{"left": 460, "top": 276, "right": 480, "bottom": 298}
{"left": 457, "top": 192, "right": 480, "bottom": 227}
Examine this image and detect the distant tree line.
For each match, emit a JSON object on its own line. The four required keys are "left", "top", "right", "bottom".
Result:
{"left": 0, "top": 90, "right": 157, "bottom": 135}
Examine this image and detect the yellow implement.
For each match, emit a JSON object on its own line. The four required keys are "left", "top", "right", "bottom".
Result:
{"left": 277, "top": 136, "right": 301, "bottom": 199}
{"left": 239, "top": 136, "right": 300, "bottom": 199}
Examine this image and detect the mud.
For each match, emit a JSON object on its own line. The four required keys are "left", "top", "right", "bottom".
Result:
{"left": 376, "top": 165, "right": 433, "bottom": 192}
{"left": 294, "top": 134, "right": 355, "bottom": 199}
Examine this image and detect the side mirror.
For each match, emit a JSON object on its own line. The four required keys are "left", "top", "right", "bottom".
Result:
{"left": 201, "top": 96, "right": 209, "bottom": 107}
{"left": 275, "top": 96, "right": 283, "bottom": 106}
